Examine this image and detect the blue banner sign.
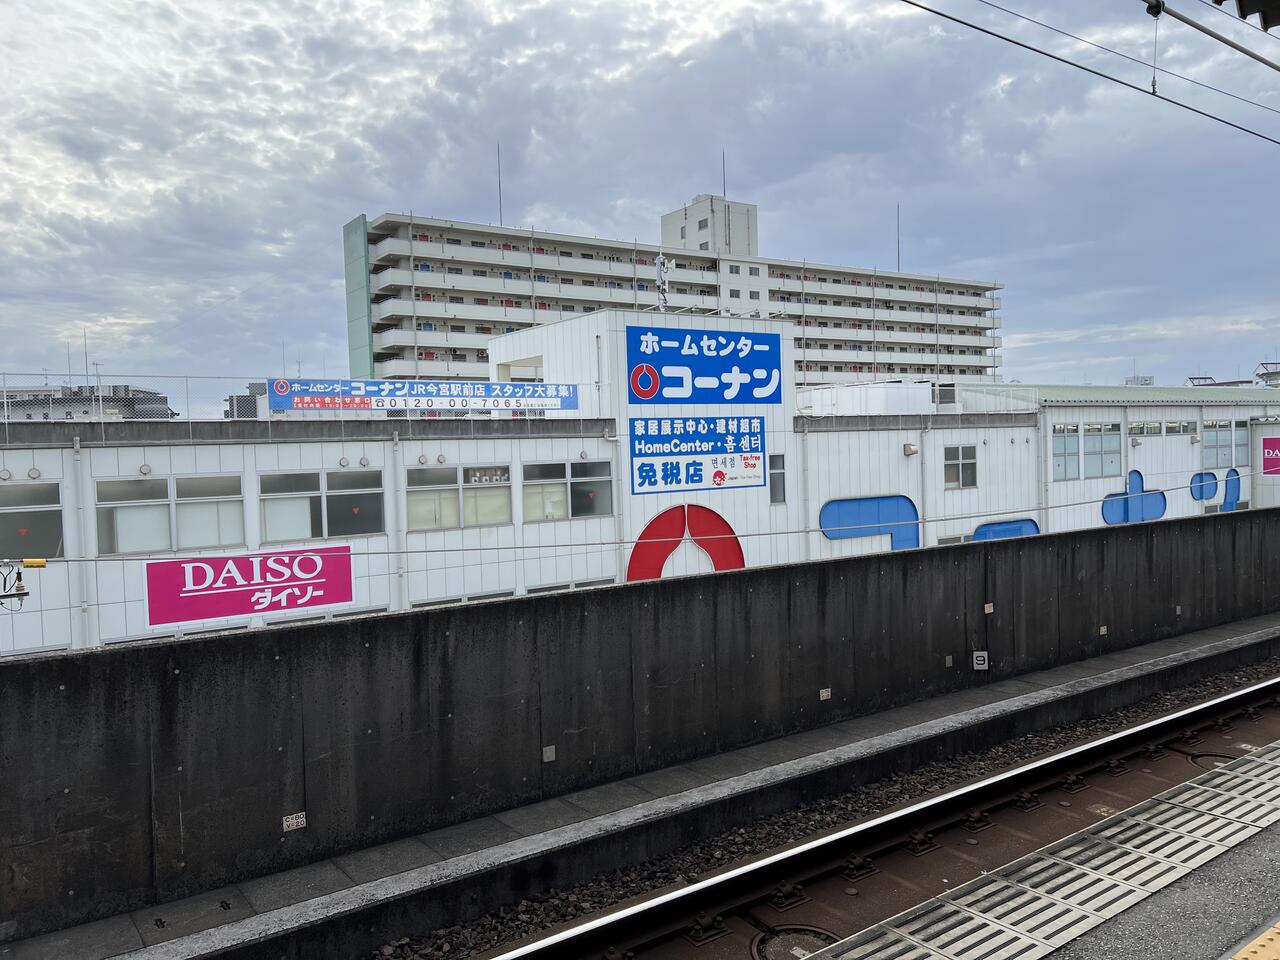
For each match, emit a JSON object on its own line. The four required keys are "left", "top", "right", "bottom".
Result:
{"left": 629, "top": 416, "right": 766, "bottom": 495}
{"left": 625, "top": 325, "right": 782, "bottom": 405}
{"left": 268, "top": 378, "right": 579, "bottom": 411}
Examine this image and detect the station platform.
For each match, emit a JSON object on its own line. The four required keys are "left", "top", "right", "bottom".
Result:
{"left": 1054, "top": 820, "right": 1280, "bottom": 960}
{"left": 6, "top": 613, "right": 1280, "bottom": 960}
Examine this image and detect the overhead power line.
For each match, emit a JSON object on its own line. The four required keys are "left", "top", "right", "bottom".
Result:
{"left": 970, "top": 0, "right": 1280, "bottom": 117}
{"left": 895, "top": 0, "right": 1280, "bottom": 147}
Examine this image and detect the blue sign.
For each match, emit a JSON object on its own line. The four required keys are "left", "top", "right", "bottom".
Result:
{"left": 625, "top": 325, "right": 782, "bottom": 405}
{"left": 268, "top": 378, "right": 579, "bottom": 411}
{"left": 629, "top": 416, "right": 766, "bottom": 495}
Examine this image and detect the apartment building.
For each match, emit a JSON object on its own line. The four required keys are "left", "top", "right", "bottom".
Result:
{"left": 343, "top": 195, "right": 1003, "bottom": 387}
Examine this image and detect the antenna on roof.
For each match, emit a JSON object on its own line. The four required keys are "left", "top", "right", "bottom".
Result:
{"left": 496, "top": 141, "right": 504, "bottom": 226}
{"left": 721, "top": 150, "right": 727, "bottom": 197}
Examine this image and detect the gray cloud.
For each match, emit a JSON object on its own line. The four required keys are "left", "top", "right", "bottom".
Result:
{"left": 1, "top": 0, "right": 1277, "bottom": 390}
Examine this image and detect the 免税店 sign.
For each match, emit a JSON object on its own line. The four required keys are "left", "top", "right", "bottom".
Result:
{"left": 145, "top": 546, "right": 354, "bottom": 627}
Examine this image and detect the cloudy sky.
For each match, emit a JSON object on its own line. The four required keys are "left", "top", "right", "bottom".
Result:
{"left": 3, "top": 0, "right": 1277, "bottom": 393}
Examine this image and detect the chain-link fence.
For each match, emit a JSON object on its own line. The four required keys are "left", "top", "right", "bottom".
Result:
{"left": 0, "top": 373, "right": 564, "bottom": 446}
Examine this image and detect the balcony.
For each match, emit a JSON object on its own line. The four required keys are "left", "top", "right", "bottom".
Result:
{"left": 373, "top": 328, "right": 497, "bottom": 351}
{"left": 771, "top": 277, "right": 999, "bottom": 311}
{"left": 373, "top": 358, "right": 491, "bottom": 379}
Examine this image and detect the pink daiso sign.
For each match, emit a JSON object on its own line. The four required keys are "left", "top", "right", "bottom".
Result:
{"left": 1264, "top": 438, "right": 1280, "bottom": 476}
{"left": 145, "top": 547, "right": 354, "bottom": 627}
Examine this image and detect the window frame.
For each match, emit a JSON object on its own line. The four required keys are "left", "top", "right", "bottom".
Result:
{"left": 95, "top": 477, "right": 175, "bottom": 556}
{"left": 1052, "top": 424, "right": 1080, "bottom": 481}
{"left": 943, "top": 445, "right": 978, "bottom": 490}
{"left": 174, "top": 475, "right": 246, "bottom": 551}
{"left": 1203, "top": 419, "right": 1233, "bottom": 469}
{"left": 520, "top": 460, "right": 614, "bottom": 523}
{"left": 461, "top": 465, "right": 513, "bottom": 528}
{"left": 0, "top": 481, "right": 65, "bottom": 559}
{"left": 1082, "top": 422, "right": 1122, "bottom": 479}
{"left": 769, "top": 454, "right": 785, "bottom": 504}
{"left": 258, "top": 469, "right": 385, "bottom": 544}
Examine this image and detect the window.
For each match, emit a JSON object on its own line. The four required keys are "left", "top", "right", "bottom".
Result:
{"left": 749, "top": 290, "right": 760, "bottom": 300}
{"left": 1052, "top": 424, "right": 1079, "bottom": 481}
{"left": 447, "top": 266, "right": 462, "bottom": 274}
{"left": 1083, "top": 423, "right": 1122, "bottom": 478}
{"left": 699, "top": 242, "right": 709, "bottom": 250}
{"left": 1236, "top": 420, "right": 1251, "bottom": 466}
{"left": 97, "top": 478, "right": 171, "bottom": 554}
{"left": 175, "top": 476, "right": 244, "bottom": 550}
{"left": 1166, "top": 420, "right": 1197, "bottom": 435}
{"left": 448, "top": 296, "right": 464, "bottom": 304}
{"left": 326, "top": 471, "right": 384, "bottom": 537}
{"left": 680, "top": 226, "right": 686, "bottom": 239}
{"left": 463, "top": 466, "right": 511, "bottom": 526}
{"left": 697, "top": 217, "right": 709, "bottom": 230}
{"left": 728, "top": 289, "right": 741, "bottom": 299}
{"left": 728, "top": 265, "right": 740, "bottom": 275}
{"left": 522, "top": 461, "right": 612, "bottom": 521}
{"left": 445, "top": 237, "right": 461, "bottom": 245}
{"left": 0, "top": 482, "right": 63, "bottom": 558}
{"left": 769, "top": 455, "right": 785, "bottom": 504}
{"left": 260, "top": 472, "right": 322, "bottom": 541}
{"left": 944, "top": 446, "right": 977, "bottom": 489}
{"left": 1128, "top": 421, "right": 1161, "bottom": 436}
{"left": 523, "top": 463, "right": 567, "bottom": 520}
{"left": 1202, "top": 420, "right": 1233, "bottom": 468}
{"left": 748, "top": 266, "right": 760, "bottom": 277}
{"left": 472, "top": 269, "right": 487, "bottom": 277}
{"left": 470, "top": 240, "right": 485, "bottom": 248}
{"left": 407, "top": 467, "right": 461, "bottom": 531}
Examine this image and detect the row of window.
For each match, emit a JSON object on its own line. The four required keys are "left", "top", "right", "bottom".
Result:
{"left": 0, "top": 462, "right": 623, "bottom": 558}
{"left": 726, "top": 265, "right": 762, "bottom": 277}
{"left": 407, "top": 235, "right": 990, "bottom": 296}
{"left": 1051, "top": 420, "right": 1251, "bottom": 481}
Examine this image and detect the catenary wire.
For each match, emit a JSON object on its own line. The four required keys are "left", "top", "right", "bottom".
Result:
{"left": 22, "top": 463, "right": 1266, "bottom": 564}
{"left": 896, "top": 0, "right": 1280, "bottom": 146}
{"left": 969, "top": 0, "right": 1280, "bottom": 116}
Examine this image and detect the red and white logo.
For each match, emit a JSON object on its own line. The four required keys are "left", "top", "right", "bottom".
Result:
{"left": 626, "top": 505, "right": 744, "bottom": 582}
{"left": 272, "top": 378, "right": 291, "bottom": 396}
{"left": 629, "top": 364, "right": 660, "bottom": 400}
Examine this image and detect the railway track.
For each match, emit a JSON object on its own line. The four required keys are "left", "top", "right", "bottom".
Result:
{"left": 483, "top": 675, "right": 1280, "bottom": 960}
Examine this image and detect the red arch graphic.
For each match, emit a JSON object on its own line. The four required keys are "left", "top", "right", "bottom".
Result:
{"left": 626, "top": 505, "right": 746, "bottom": 582}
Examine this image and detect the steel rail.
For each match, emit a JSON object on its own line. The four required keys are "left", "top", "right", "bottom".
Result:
{"left": 488, "top": 672, "right": 1280, "bottom": 959}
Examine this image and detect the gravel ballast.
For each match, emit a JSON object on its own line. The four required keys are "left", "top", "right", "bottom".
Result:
{"left": 369, "top": 656, "right": 1280, "bottom": 960}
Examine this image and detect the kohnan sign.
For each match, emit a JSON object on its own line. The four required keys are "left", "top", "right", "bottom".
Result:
{"left": 145, "top": 547, "right": 354, "bottom": 627}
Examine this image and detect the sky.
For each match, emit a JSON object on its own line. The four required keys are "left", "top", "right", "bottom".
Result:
{"left": 2, "top": 0, "right": 1278, "bottom": 393}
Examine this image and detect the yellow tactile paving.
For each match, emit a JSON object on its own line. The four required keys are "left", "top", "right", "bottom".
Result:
{"left": 1232, "top": 921, "right": 1280, "bottom": 959}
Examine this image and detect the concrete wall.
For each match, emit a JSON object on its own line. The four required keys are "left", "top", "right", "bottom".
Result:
{"left": 4, "top": 508, "right": 1280, "bottom": 939}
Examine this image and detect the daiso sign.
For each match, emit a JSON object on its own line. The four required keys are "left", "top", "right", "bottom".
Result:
{"left": 145, "top": 546, "right": 354, "bottom": 627}
{"left": 1264, "top": 437, "right": 1280, "bottom": 476}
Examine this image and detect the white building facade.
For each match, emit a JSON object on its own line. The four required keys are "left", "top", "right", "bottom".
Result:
{"left": 344, "top": 196, "right": 1003, "bottom": 388}
{"left": 4, "top": 310, "right": 1279, "bottom": 656}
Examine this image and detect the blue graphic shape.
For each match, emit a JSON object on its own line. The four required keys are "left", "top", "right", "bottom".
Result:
{"left": 972, "top": 518, "right": 1040, "bottom": 542}
{"left": 1222, "top": 468, "right": 1241, "bottom": 512}
{"left": 1190, "top": 472, "right": 1218, "bottom": 501}
{"left": 625, "top": 325, "right": 783, "bottom": 405}
{"left": 819, "top": 496, "right": 920, "bottom": 550}
{"left": 1101, "top": 470, "right": 1167, "bottom": 525}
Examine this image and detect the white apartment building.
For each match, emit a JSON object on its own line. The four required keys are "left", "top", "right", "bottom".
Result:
{"left": 343, "top": 195, "right": 1003, "bottom": 387}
